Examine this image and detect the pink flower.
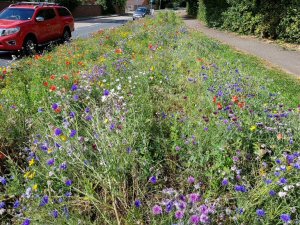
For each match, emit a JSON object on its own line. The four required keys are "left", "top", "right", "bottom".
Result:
{"left": 175, "top": 210, "right": 184, "bottom": 219}
{"left": 152, "top": 205, "right": 162, "bottom": 215}
{"left": 189, "top": 193, "right": 201, "bottom": 203}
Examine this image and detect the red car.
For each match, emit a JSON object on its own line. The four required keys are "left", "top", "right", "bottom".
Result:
{"left": 0, "top": 2, "right": 74, "bottom": 54}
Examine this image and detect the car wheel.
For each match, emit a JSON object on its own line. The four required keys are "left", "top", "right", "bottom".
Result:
{"left": 62, "top": 29, "right": 71, "bottom": 42}
{"left": 23, "top": 37, "right": 37, "bottom": 56}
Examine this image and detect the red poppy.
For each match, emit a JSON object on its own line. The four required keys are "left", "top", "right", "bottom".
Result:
{"left": 149, "top": 44, "right": 153, "bottom": 49}
{"left": 0, "top": 76, "right": 4, "bottom": 80}
{"left": 78, "top": 62, "right": 83, "bottom": 66}
{"left": 43, "top": 81, "right": 49, "bottom": 87}
{"left": 55, "top": 107, "right": 61, "bottom": 113}
{"left": 50, "top": 75, "right": 55, "bottom": 80}
{"left": 2, "top": 69, "right": 7, "bottom": 75}
{"left": 63, "top": 75, "right": 69, "bottom": 80}
{"left": 50, "top": 85, "right": 56, "bottom": 91}
{"left": 0, "top": 152, "right": 5, "bottom": 160}
{"left": 34, "top": 55, "right": 42, "bottom": 60}
{"left": 66, "top": 61, "right": 71, "bottom": 66}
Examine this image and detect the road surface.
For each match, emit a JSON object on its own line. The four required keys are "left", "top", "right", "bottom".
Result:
{"left": 0, "top": 15, "right": 132, "bottom": 67}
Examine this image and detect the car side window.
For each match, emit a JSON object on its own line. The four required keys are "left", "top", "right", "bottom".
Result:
{"left": 36, "top": 9, "right": 56, "bottom": 20}
{"left": 57, "top": 8, "right": 71, "bottom": 17}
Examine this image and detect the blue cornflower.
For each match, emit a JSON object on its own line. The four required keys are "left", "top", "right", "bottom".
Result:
{"left": 134, "top": 200, "right": 141, "bottom": 208}
{"left": 235, "top": 185, "right": 247, "bottom": 192}
{"left": 85, "top": 107, "right": 90, "bottom": 113}
{"left": 47, "top": 158, "right": 55, "bottom": 166}
{"left": 71, "top": 84, "right": 78, "bottom": 91}
{"left": 110, "top": 123, "right": 115, "bottom": 130}
{"left": 275, "top": 159, "right": 281, "bottom": 164}
{"left": 269, "top": 190, "right": 276, "bottom": 197}
{"left": 22, "top": 219, "right": 31, "bottom": 225}
{"left": 280, "top": 214, "right": 291, "bottom": 223}
{"left": 40, "top": 195, "right": 49, "bottom": 207}
{"left": 70, "top": 129, "right": 77, "bottom": 138}
{"left": 0, "top": 201, "right": 5, "bottom": 209}
{"left": 52, "top": 209, "right": 59, "bottom": 218}
{"left": 85, "top": 115, "right": 92, "bottom": 121}
{"left": 0, "top": 176, "right": 7, "bottom": 185}
{"left": 65, "top": 179, "right": 72, "bottom": 186}
{"left": 294, "top": 163, "right": 300, "bottom": 170}
{"left": 222, "top": 178, "right": 229, "bottom": 186}
{"left": 13, "top": 200, "right": 20, "bottom": 208}
{"left": 54, "top": 128, "right": 62, "bottom": 136}
{"left": 274, "top": 171, "right": 280, "bottom": 177}
{"left": 149, "top": 176, "right": 157, "bottom": 184}
{"left": 103, "top": 89, "right": 110, "bottom": 96}
{"left": 279, "top": 178, "right": 287, "bottom": 185}
{"left": 65, "top": 192, "right": 72, "bottom": 197}
{"left": 60, "top": 162, "right": 67, "bottom": 170}
{"left": 256, "top": 209, "right": 266, "bottom": 217}
{"left": 265, "top": 179, "right": 272, "bottom": 185}
{"left": 69, "top": 111, "right": 76, "bottom": 118}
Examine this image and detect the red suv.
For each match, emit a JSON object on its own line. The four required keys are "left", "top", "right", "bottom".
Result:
{"left": 0, "top": 2, "right": 74, "bottom": 54}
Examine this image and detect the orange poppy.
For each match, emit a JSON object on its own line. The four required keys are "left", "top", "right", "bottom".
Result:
{"left": 232, "top": 95, "right": 239, "bottom": 103}
{"left": 238, "top": 101, "right": 245, "bottom": 109}
{"left": 213, "top": 96, "right": 217, "bottom": 103}
{"left": 55, "top": 107, "right": 61, "bottom": 113}
{"left": 217, "top": 102, "right": 223, "bottom": 110}
{"left": 115, "top": 48, "right": 122, "bottom": 54}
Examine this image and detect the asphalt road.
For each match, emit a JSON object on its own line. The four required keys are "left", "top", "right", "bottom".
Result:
{"left": 0, "top": 16, "right": 132, "bottom": 67}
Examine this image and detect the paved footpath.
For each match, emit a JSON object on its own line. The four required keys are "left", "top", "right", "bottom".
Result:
{"left": 182, "top": 16, "right": 300, "bottom": 78}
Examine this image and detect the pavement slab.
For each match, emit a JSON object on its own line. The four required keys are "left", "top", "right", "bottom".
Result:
{"left": 182, "top": 16, "right": 300, "bottom": 78}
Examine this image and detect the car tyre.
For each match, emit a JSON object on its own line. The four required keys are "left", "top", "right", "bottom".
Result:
{"left": 62, "top": 29, "right": 71, "bottom": 42}
{"left": 23, "top": 37, "right": 37, "bottom": 56}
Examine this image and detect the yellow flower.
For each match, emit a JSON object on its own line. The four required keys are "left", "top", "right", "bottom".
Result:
{"left": 287, "top": 166, "right": 292, "bottom": 171}
{"left": 24, "top": 171, "right": 30, "bottom": 178}
{"left": 47, "top": 148, "right": 53, "bottom": 154}
{"left": 150, "top": 66, "right": 154, "bottom": 71}
{"left": 250, "top": 125, "right": 257, "bottom": 132}
{"left": 32, "top": 184, "right": 38, "bottom": 191}
{"left": 98, "top": 81, "right": 104, "bottom": 87}
{"left": 28, "top": 172, "right": 35, "bottom": 179}
{"left": 104, "top": 118, "right": 109, "bottom": 124}
{"left": 259, "top": 168, "right": 266, "bottom": 176}
{"left": 60, "top": 135, "right": 67, "bottom": 142}
{"left": 29, "top": 158, "right": 35, "bottom": 166}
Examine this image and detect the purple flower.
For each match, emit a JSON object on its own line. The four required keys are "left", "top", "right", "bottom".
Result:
{"left": 110, "top": 123, "right": 115, "bottom": 130}
{"left": 71, "top": 84, "right": 78, "bottom": 91}
{"left": 85, "top": 115, "right": 92, "bottom": 121}
{"left": 134, "top": 200, "right": 141, "bottom": 208}
{"left": 175, "top": 146, "right": 181, "bottom": 151}
{"left": 65, "top": 179, "right": 72, "bottom": 186}
{"left": 275, "top": 159, "right": 281, "bottom": 164}
{"left": 54, "top": 128, "right": 62, "bottom": 136}
{"left": 265, "top": 179, "right": 272, "bottom": 185}
{"left": 189, "top": 193, "right": 201, "bottom": 203}
{"left": 40, "top": 195, "right": 49, "bottom": 206}
{"left": 149, "top": 176, "right": 157, "bottom": 184}
{"left": 222, "top": 178, "right": 229, "bottom": 186}
{"left": 73, "top": 95, "right": 79, "bottom": 101}
{"left": 152, "top": 205, "right": 162, "bottom": 215}
{"left": 52, "top": 209, "right": 59, "bottom": 218}
{"left": 103, "top": 89, "right": 110, "bottom": 96}
{"left": 47, "top": 158, "right": 55, "bottom": 166}
{"left": 190, "top": 215, "right": 200, "bottom": 224}
{"left": 235, "top": 185, "right": 247, "bottom": 192}
{"left": 65, "top": 192, "right": 72, "bottom": 197}
{"left": 175, "top": 210, "right": 184, "bottom": 219}
{"left": 280, "top": 214, "right": 291, "bottom": 223}
{"left": 256, "top": 209, "right": 266, "bottom": 217}
{"left": 85, "top": 107, "right": 90, "bottom": 113}
{"left": 22, "top": 219, "right": 31, "bottom": 225}
{"left": 70, "top": 129, "right": 77, "bottom": 138}
{"left": 52, "top": 103, "right": 58, "bottom": 110}
{"left": 200, "top": 213, "right": 209, "bottom": 223}
{"left": 0, "top": 176, "right": 7, "bottom": 185}
{"left": 187, "top": 176, "right": 195, "bottom": 184}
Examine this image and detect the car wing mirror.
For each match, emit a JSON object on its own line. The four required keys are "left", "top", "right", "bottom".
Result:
{"left": 36, "top": 16, "right": 44, "bottom": 22}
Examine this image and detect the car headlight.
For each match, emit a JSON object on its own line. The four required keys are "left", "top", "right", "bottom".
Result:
{"left": 0, "top": 27, "right": 20, "bottom": 36}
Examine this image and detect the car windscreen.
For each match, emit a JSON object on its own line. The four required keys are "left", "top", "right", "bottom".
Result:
{"left": 0, "top": 8, "right": 34, "bottom": 20}
{"left": 136, "top": 8, "right": 146, "bottom": 12}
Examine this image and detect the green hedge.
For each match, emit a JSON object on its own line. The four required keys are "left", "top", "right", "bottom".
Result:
{"left": 191, "top": 0, "right": 300, "bottom": 44}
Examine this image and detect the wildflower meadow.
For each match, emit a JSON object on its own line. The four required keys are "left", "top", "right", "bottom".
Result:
{"left": 0, "top": 12, "right": 299, "bottom": 225}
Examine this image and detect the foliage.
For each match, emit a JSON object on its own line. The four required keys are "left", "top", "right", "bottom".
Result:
{"left": 0, "top": 12, "right": 300, "bottom": 225}
{"left": 56, "top": 0, "right": 80, "bottom": 12}
{"left": 193, "top": 0, "right": 300, "bottom": 43}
